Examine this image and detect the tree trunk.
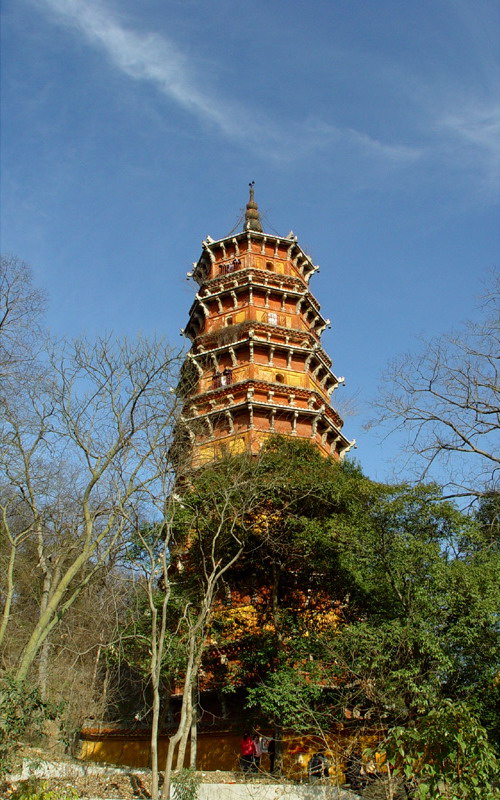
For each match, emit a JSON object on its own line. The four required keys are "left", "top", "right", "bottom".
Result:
{"left": 161, "top": 640, "right": 196, "bottom": 800}
{"left": 37, "top": 637, "right": 50, "bottom": 702}
{"left": 15, "top": 546, "right": 89, "bottom": 681}
{"left": 150, "top": 666, "right": 161, "bottom": 799}
{"left": 0, "top": 540, "right": 17, "bottom": 649}
{"left": 175, "top": 683, "right": 192, "bottom": 770}
{"left": 37, "top": 561, "right": 53, "bottom": 700}
{"left": 189, "top": 683, "right": 197, "bottom": 770}
{"left": 385, "top": 762, "right": 395, "bottom": 800}
{"left": 101, "top": 659, "right": 110, "bottom": 717}
{"left": 90, "top": 644, "right": 101, "bottom": 699}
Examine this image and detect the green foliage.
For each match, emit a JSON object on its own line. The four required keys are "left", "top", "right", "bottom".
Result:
{"left": 381, "top": 700, "right": 500, "bottom": 799}
{"left": 0, "top": 676, "right": 62, "bottom": 775}
{"left": 474, "top": 494, "right": 500, "bottom": 548}
{"left": 246, "top": 667, "right": 323, "bottom": 731}
{"left": 213, "top": 438, "right": 373, "bottom": 600}
{"left": 312, "top": 483, "right": 500, "bottom": 738}
{"left": 104, "top": 582, "right": 189, "bottom": 724}
{"left": 203, "top": 439, "right": 500, "bottom": 791}
{"left": 171, "top": 768, "right": 200, "bottom": 800}
{"left": 7, "top": 779, "right": 78, "bottom": 800}
{"left": 323, "top": 618, "right": 451, "bottom": 719}
{"left": 125, "top": 522, "right": 169, "bottom": 566}
{"left": 111, "top": 586, "right": 188, "bottom": 676}
{"left": 337, "top": 483, "right": 475, "bottom": 617}
{"left": 109, "top": 436, "right": 500, "bottom": 794}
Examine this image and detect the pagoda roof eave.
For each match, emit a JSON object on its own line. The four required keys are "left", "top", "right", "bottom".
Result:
{"left": 189, "top": 380, "right": 343, "bottom": 418}
{"left": 185, "top": 293, "right": 328, "bottom": 336}
{"left": 190, "top": 230, "right": 319, "bottom": 285}
{"left": 185, "top": 326, "right": 332, "bottom": 368}
{"left": 184, "top": 395, "right": 351, "bottom": 447}
{"left": 189, "top": 336, "right": 335, "bottom": 374}
{"left": 204, "top": 229, "right": 296, "bottom": 248}
{"left": 199, "top": 269, "right": 322, "bottom": 315}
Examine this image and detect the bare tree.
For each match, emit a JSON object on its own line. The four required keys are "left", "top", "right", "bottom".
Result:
{"left": 160, "top": 455, "right": 276, "bottom": 800}
{"left": 370, "top": 272, "right": 500, "bottom": 502}
{"left": 122, "top": 452, "right": 279, "bottom": 800}
{"left": 121, "top": 510, "right": 178, "bottom": 800}
{"left": 1, "top": 255, "right": 46, "bottom": 659}
{"left": 0, "top": 254, "right": 46, "bottom": 378}
{"left": 0, "top": 334, "right": 184, "bottom": 683}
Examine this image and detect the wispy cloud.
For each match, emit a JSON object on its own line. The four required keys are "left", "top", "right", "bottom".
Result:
{"left": 38, "top": 0, "right": 420, "bottom": 165}
{"left": 38, "top": 0, "right": 500, "bottom": 190}
{"left": 438, "top": 102, "right": 500, "bottom": 189}
{"left": 41, "top": 0, "right": 246, "bottom": 138}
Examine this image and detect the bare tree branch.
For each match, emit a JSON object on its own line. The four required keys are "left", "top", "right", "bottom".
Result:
{"left": 0, "top": 333, "right": 184, "bottom": 682}
{"left": 368, "top": 272, "right": 500, "bottom": 502}
{"left": 0, "top": 254, "right": 46, "bottom": 378}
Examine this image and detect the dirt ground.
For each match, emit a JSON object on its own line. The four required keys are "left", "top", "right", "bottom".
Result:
{"left": 2, "top": 747, "right": 303, "bottom": 799}
{"left": 3, "top": 770, "right": 268, "bottom": 798}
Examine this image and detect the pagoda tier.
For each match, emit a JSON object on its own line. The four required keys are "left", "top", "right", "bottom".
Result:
{"left": 179, "top": 189, "right": 354, "bottom": 466}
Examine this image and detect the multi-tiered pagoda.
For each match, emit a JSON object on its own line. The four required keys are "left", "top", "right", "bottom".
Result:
{"left": 180, "top": 185, "right": 353, "bottom": 466}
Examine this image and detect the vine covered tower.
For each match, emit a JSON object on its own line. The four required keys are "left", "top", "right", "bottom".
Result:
{"left": 180, "top": 185, "right": 353, "bottom": 465}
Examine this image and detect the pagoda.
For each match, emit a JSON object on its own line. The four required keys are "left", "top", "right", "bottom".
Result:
{"left": 180, "top": 184, "right": 353, "bottom": 466}
{"left": 79, "top": 189, "right": 357, "bottom": 778}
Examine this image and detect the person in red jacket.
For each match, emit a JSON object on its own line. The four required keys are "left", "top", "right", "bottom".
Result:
{"left": 240, "top": 732, "right": 255, "bottom": 772}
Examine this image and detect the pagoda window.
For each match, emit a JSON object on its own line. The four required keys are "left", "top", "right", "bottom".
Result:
{"left": 267, "top": 311, "right": 278, "bottom": 325}
{"left": 226, "top": 316, "right": 233, "bottom": 326}
{"left": 266, "top": 261, "right": 274, "bottom": 271}
{"left": 275, "top": 373, "right": 285, "bottom": 384}
{"left": 212, "top": 368, "right": 233, "bottom": 389}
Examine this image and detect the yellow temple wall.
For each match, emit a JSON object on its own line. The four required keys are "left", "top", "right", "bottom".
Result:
{"left": 78, "top": 730, "right": 374, "bottom": 783}
{"left": 79, "top": 731, "right": 245, "bottom": 772}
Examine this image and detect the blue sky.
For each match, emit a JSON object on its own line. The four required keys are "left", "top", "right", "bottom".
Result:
{"left": 1, "top": 0, "right": 499, "bottom": 483}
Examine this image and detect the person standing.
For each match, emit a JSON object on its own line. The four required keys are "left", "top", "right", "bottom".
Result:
{"left": 252, "top": 734, "right": 263, "bottom": 771}
{"left": 308, "top": 752, "right": 323, "bottom": 780}
{"left": 267, "top": 737, "right": 276, "bottom": 774}
{"left": 240, "top": 732, "right": 255, "bottom": 773}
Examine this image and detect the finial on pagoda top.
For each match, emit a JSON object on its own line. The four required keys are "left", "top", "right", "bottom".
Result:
{"left": 244, "top": 181, "right": 263, "bottom": 233}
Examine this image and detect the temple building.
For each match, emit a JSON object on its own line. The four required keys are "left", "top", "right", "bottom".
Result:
{"left": 179, "top": 184, "right": 353, "bottom": 466}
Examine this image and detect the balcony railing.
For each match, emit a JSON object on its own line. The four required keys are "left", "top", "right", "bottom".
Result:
{"left": 219, "top": 259, "right": 242, "bottom": 275}
{"left": 212, "top": 369, "right": 233, "bottom": 389}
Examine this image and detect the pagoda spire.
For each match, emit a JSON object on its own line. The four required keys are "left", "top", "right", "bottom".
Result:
{"left": 244, "top": 181, "right": 263, "bottom": 233}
